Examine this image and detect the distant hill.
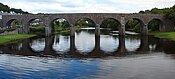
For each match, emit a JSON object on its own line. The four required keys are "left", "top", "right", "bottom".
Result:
{"left": 0, "top": 2, "right": 29, "bottom": 14}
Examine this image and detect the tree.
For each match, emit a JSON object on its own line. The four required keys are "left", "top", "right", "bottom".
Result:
{"left": 100, "top": 19, "right": 120, "bottom": 30}
{"left": 139, "top": 11, "right": 144, "bottom": 14}
{"left": 150, "top": 8, "right": 160, "bottom": 14}
{"left": 165, "top": 5, "right": 175, "bottom": 22}
{"left": 75, "top": 18, "right": 95, "bottom": 27}
{"left": 52, "top": 19, "right": 70, "bottom": 33}
{"left": 126, "top": 19, "right": 141, "bottom": 33}
{"left": 148, "top": 20, "right": 160, "bottom": 31}
{"left": 61, "top": 21, "right": 70, "bottom": 28}
{"left": 0, "top": 2, "right": 28, "bottom": 14}
{"left": 138, "top": 5, "right": 175, "bottom": 31}
{"left": 0, "top": 3, "right": 10, "bottom": 12}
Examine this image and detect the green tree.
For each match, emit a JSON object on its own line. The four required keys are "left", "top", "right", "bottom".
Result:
{"left": 100, "top": 19, "right": 120, "bottom": 30}
{"left": 75, "top": 18, "right": 95, "bottom": 28}
{"left": 126, "top": 19, "right": 141, "bottom": 33}
{"left": 151, "top": 8, "right": 162, "bottom": 14}
{"left": 61, "top": 20, "right": 70, "bottom": 28}
{"left": 0, "top": 2, "right": 28, "bottom": 14}
{"left": 52, "top": 19, "right": 70, "bottom": 33}
{"left": 139, "top": 11, "right": 144, "bottom": 14}
{"left": 148, "top": 20, "right": 160, "bottom": 31}
{"left": 138, "top": 5, "right": 175, "bottom": 31}
{"left": 165, "top": 5, "right": 175, "bottom": 22}
{"left": 0, "top": 3, "right": 10, "bottom": 12}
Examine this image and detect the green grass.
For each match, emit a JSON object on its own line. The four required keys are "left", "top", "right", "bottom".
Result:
{"left": 30, "top": 25, "right": 45, "bottom": 30}
{"left": 0, "top": 34, "right": 36, "bottom": 44}
{"left": 149, "top": 32, "right": 175, "bottom": 41}
{"left": 53, "top": 27, "right": 82, "bottom": 34}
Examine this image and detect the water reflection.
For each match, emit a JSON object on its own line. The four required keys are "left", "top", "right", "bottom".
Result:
{"left": 1, "top": 29, "right": 175, "bottom": 79}
{"left": 137, "top": 36, "right": 149, "bottom": 51}
{"left": 75, "top": 31, "right": 95, "bottom": 53}
{"left": 125, "top": 36, "right": 140, "bottom": 51}
{"left": 53, "top": 35, "right": 70, "bottom": 54}
{"left": 100, "top": 35, "right": 118, "bottom": 53}
{"left": 30, "top": 38, "right": 45, "bottom": 52}
{"left": 0, "top": 29, "right": 175, "bottom": 58}
{"left": 113, "top": 36, "right": 127, "bottom": 56}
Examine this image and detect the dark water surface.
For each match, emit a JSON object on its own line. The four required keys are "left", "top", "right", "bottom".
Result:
{"left": 0, "top": 29, "right": 175, "bottom": 79}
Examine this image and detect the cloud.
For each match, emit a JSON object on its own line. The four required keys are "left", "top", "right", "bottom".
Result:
{"left": 108, "top": 0, "right": 175, "bottom": 11}
{"left": 0, "top": 0, "right": 174, "bottom": 13}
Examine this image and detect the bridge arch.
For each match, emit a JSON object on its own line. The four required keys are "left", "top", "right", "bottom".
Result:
{"left": 27, "top": 18, "right": 44, "bottom": 26}
{"left": 125, "top": 18, "right": 145, "bottom": 34}
{"left": 74, "top": 17, "right": 97, "bottom": 26}
{"left": 148, "top": 18, "right": 164, "bottom": 32}
{"left": 6, "top": 19, "right": 22, "bottom": 28}
{"left": 27, "top": 18, "right": 45, "bottom": 35}
{"left": 99, "top": 16, "right": 121, "bottom": 25}
{"left": 100, "top": 18, "right": 121, "bottom": 30}
{"left": 74, "top": 18, "right": 96, "bottom": 53}
{"left": 30, "top": 38, "right": 45, "bottom": 52}
{"left": 4, "top": 19, "right": 23, "bottom": 33}
{"left": 74, "top": 18, "right": 96, "bottom": 27}
{"left": 49, "top": 18, "right": 71, "bottom": 34}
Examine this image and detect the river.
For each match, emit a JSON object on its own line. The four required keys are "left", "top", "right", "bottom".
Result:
{"left": 0, "top": 28, "right": 175, "bottom": 79}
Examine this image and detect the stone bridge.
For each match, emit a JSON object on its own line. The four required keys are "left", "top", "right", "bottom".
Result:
{"left": 0, "top": 13, "right": 174, "bottom": 36}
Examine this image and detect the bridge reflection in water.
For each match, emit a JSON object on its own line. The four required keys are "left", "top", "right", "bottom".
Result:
{"left": 1, "top": 29, "right": 175, "bottom": 79}
{"left": 0, "top": 33, "right": 174, "bottom": 58}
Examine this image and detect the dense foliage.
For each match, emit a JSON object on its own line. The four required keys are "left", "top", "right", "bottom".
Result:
{"left": 139, "top": 5, "right": 175, "bottom": 22}
{"left": 100, "top": 19, "right": 120, "bottom": 30}
{"left": 29, "top": 19, "right": 45, "bottom": 35}
{"left": 126, "top": 19, "right": 142, "bottom": 33}
{"left": 75, "top": 18, "right": 96, "bottom": 28}
{"left": 130, "top": 5, "right": 175, "bottom": 32}
{"left": 165, "top": 6, "right": 175, "bottom": 22}
{"left": 0, "top": 2, "right": 28, "bottom": 14}
{"left": 29, "top": 25, "right": 45, "bottom": 36}
{"left": 148, "top": 20, "right": 160, "bottom": 31}
{"left": 52, "top": 19, "right": 70, "bottom": 33}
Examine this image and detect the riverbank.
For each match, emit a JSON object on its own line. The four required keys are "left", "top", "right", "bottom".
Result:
{"left": 150, "top": 32, "right": 175, "bottom": 41}
{"left": 0, "top": 34, "right": 36, "bottom": 44}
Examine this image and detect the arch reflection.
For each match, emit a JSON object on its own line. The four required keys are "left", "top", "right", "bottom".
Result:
{"left": 0, "top": 39, "right": 39, "bottom": 56}
{"left": 100, "top": 35, "right": 119, "bottom": 53}
{"left": 88, "top": 36, "right": 105, "bottom": 57}
{"left": 52, "top": 35, "right": 70, "bottom": 54}
{"left": 125, "top": 36, "right": 140, "bottom": 52}
{"left": 75, "top": 31, "right": 95, "bottom": 54}
{"left": 0, "top": 33, "right": 165, "bottom": 57}
{"left": 30, "top": 38, "right": 45, "bottom": 52}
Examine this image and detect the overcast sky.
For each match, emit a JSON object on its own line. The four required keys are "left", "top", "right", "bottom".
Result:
{"left": 0, "top": 0, "right": 175, "bottom": 13}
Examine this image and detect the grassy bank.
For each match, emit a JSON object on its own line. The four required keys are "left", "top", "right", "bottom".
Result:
{"left": 150, "top": 32, "right": 175, "bottom": 41}
{"left": 0, "top": 34, "right": 36, "bottom": 44}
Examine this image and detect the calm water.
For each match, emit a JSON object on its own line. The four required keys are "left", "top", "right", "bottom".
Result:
{"left": 0, "top": 29, "right": 175, "bottom": 79}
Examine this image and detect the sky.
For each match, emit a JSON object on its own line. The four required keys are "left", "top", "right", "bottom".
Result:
{"left": 0, "top": 0, "right": 175, "bottom": 13}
